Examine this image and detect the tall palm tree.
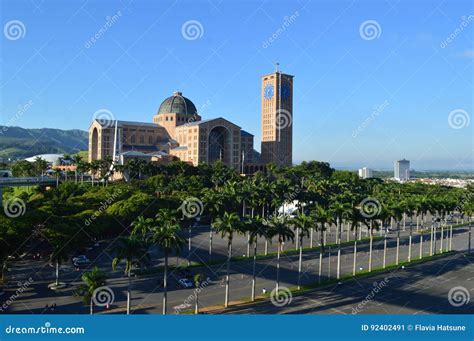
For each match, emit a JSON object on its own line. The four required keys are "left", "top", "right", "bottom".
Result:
{"left": 77, "top": 160, "right": 90, "bottom": 184}
{"left": 312, "top": 205, "right": 333, "bottom": 281}
{"left": 330, "top": 200, "right": 352, "bottom": 279}
{"left": 71, "top": 155, "right": 83, "bottom": 183}
{"left": 111, "top": 236, "right": 149, "bottom": 315}
{"left": 293, "top": 211, "right": 312, "bottom": 289}
{"left": 75, "top": 267, "right": 107, "bottom": 315}
{"left": 194, "top": 273, "right": 204, "bottom": 314}
{"left": 49, "top": 243, "right": 70, "bottom": 287}
{"left": 90, "top": 160, "right": 101, "bottom": 186}
{"left": 52, "top": 168, "right": 62, "bottom": 187}
{"left": 203, "top": 189, "right": 224, "bottom": 262}
{"left": 62, "top": 154, "right": 72, "bottom": 181}
{"left": 243, "top": 215, "right": 268, "bottom": 301}
{"left": 151, "top": 211, "right": 184, "bottom": 315}
{"left": 212, "top": 211, "right": 240, "bottom": 307}
{"left": 268, "top": 215, "right": 295, "bottom": 292}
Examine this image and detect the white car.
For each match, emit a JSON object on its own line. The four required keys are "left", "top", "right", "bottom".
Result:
{"left": 72, "top": 255, "right": 90, "bottom": 264}
{"left": 178, "top": 278, "right": 193, "bottom": 288}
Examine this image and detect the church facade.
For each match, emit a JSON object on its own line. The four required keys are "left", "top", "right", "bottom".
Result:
{"left": 88, "top": 69, "right": 293, "bottom": 172}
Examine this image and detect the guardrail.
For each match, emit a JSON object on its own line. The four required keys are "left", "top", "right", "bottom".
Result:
{"left": 0, "top": 177, "right": 57, "bottom": 186}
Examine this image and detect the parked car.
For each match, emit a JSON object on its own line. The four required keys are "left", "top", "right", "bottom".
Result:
{"left": 72, "top": 255, "right": 90, "bottom": 265}
{"left": 178, "top": 278, "right": 193, "bottom": 288}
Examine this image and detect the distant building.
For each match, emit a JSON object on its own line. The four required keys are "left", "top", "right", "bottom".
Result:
{"left": 394, "top": 159, "right": 410, "bottom": 181}
{"left": 358, "top": 167, "right": 373, "bottom": 179}
{"left": 24, "top": 154, "right": 64, "bottom": 165}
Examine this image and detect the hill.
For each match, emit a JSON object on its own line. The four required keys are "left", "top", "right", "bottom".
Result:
{"left": 0, "top": 126, "right": 88, "bottom": 160}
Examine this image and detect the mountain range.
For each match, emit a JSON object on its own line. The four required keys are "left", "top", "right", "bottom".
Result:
{"left": 0, "top": 126, "right": 88, "bottom": 160}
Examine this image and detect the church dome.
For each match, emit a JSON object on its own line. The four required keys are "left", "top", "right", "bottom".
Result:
{"left": 157, "top": 91, "right": 197, "bottom": 116}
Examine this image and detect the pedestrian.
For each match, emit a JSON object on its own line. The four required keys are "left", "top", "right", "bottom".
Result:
{"left": 262, "top": 288, "right": 267, "bottom": 294}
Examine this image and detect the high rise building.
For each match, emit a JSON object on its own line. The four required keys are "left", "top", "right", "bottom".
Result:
{"left": 261, "top": 64, "right": 293, "bottom": 166}
{"left": 358, "top": 167, "right": 373, "bottom": 179}
{"left": 394, "top": 159, "right": 410, "bottom": 181}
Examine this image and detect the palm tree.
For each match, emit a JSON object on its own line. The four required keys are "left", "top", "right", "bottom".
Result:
{"left": 90, "top": 160, "right": 101, "bottom": 186}
{"left": 131, "top": 215, "right": 154, "bottom": 236}
{"left": 347, "top": 206, "right": 364, "bottom": 275}
{"left": 293, "top": 211, "right": 312, "bottom": 289}
{"left": 75, "top": 267, "right": 107, "bottom": 315}
{"left": 71, "top": 155, "right": 83, "bottom": 183}
{"left": 267, "top": 215, "right": 294, "bottom": 292}
{"left": 33, "top": 156, "right": 48, "bottom": 176}
{"left": 203, "top": 189, "right": 224, "bottom": 262}
{"left": 243, "top": 215, "right": 268, "bottom": 301}
{"left": 77, "top": 160, "right": 90, "bottom": 184}
{"left": 52, "top": 168, "right": 62, "bottom": 187}
{"left": 212, "top": 211, "right": 240, "bottom": 307}
{"left": 111, "top": 236, "right": 149, "bottom": 315}
{"left": 49, "top": 243, "right": 70, "bottom": 287}
{"left": 151, "top": 211, "right": 184, "bottom": 315}
{"left": 312, "top": 205, "right": 333, "bottom": 281}
{"left": 330, "top": 200, "right": 352, "bottom": 279}
{"left": 194, "top": 273, "right": 204, "bottom": 314}
{"left": 62, "top": 154, "right": 72, "bottom": 180}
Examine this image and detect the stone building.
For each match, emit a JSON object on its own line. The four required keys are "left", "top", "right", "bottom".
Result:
{"left": 89, "top": 68, "right": 293, "bottom": 173}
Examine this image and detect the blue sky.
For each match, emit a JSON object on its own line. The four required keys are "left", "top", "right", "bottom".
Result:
{"left": 1, "top": 0, "right": 473, "bottom": 170}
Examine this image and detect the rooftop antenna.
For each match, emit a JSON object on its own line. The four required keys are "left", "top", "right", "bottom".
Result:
{"left": 275, "top": 62, "right": 280, "bottom": 73}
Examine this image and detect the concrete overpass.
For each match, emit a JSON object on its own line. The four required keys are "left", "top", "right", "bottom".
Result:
{"left": 0, "top": 177, "right": 58, "bottom": 207}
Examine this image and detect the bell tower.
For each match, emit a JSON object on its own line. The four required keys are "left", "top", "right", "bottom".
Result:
{"left": 261, "top": 64, "right": 293, "bottom": 166}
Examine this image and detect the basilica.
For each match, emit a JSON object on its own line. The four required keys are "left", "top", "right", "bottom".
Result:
{"left": 88, "top": 68, "right": 293, "bottom": 174}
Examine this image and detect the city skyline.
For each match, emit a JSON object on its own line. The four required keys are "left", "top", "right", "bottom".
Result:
{"left": 1, "top": 0, "right": 472, "bottom": 170}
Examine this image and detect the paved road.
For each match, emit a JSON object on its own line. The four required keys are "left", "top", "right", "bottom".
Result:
{"left": 2, "top": 217, "right": 472, "bottom": 314}
{"left": 216, "top": 252, "right": 474, "bottom": 314}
